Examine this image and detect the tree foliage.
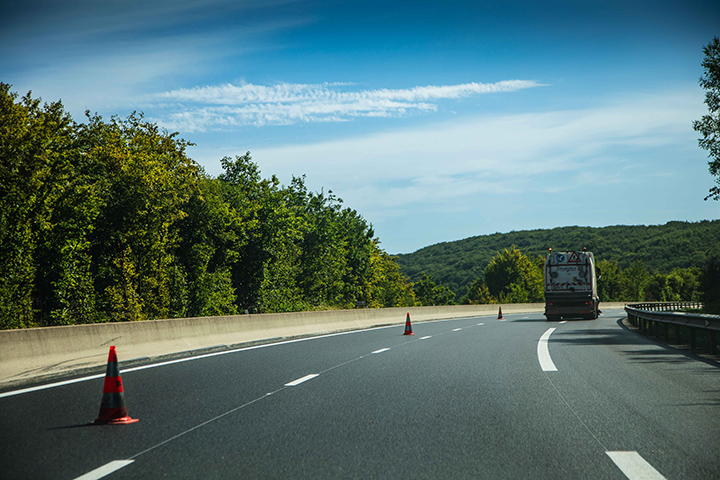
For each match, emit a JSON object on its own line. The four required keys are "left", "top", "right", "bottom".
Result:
{"left": 463, "top": 278, "right": 496, "bottom": 305}
{"left": 483, "top": 246, "right": 543, "bottom": 303}
{"left": 0, "top": 84, "right": 416, "bottom": 329}
{"left": 693, "top": 36, "right": 720, "bottom": 201}
{"left": 412, "top": 273, "right": 455, "bottom": 306}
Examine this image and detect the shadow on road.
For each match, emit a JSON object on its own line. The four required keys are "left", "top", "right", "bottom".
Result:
{"left": 46, "top": 423, "right": 95, "bottom": 430}
{"left": 549, "top": 319, "right": 720, "bottom": 369}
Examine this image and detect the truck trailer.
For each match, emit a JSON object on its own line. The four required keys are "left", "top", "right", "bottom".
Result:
{"left": 544, "top": 248, "right": 600, "bottom": 321}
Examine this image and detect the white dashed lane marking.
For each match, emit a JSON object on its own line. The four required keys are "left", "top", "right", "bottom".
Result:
{"left": 285, "top": 374, "right": 319, "bottom": 386}
{"left": 606, "top": 451, "right": 666, "bottom": 480}
{"left": 73, "top": 460, "right": 134, "bottom": 480}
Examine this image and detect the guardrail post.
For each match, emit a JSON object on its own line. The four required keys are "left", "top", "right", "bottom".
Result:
{"left": 690, "top": 328, "right": 696, "bottom": 350}
{"left": 711, "top": 331, "right": 717, "bottom": 355}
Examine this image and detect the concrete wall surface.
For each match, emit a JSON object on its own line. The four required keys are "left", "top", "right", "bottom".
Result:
{"left": 0, "top": 302, "right": 627, "bottom": 389}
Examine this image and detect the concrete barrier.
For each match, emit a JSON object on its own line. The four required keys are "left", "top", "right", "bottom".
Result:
{"left": 0, "top": 302, "right": 628, "bottom": 389}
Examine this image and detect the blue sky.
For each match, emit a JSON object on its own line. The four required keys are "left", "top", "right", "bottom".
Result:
{"left": 2, "top": 0, "right": 719, "bottom": 253}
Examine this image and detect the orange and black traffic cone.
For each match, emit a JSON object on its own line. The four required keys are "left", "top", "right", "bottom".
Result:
{"left": 498, "top": 307, "right": 503, "bottom": 319}
{"left": 93, "top": 346, "right": 139, "bottom": 425}
{"left": 403, "top": 312, "right": 415, "bottom": 335}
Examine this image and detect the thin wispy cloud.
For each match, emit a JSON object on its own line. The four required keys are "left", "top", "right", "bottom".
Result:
{"left": 230, "top": 89, "right": 704, "bottom": 218}
{"left": 148, "top": 80, "right": 545, "bottom": 131}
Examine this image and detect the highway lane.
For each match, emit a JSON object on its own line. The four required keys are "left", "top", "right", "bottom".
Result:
{"left": 1, "top": 309, "right": 719, "bottom": 479}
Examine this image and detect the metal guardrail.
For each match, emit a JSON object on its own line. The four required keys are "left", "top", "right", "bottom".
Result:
{"left": 625, "top": 302, "right": 720, "bottom": 354}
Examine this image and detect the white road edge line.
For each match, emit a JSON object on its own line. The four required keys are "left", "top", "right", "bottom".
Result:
{"left": 606, "top": 451, "right": 667, "bottom": 480}
{"left": 0, "top": 374, "right": 106, "bottom": 399}
{"left": 538, "top": 328, "right": 558, "bottom": 372}
{"left": 73, "top": 460, "right": 134, "bottom": 480}
{"left": 559, "top": 320, "right": 567, "bottom": 324}
{"left": 372, "top": 348, "right": 390, "bottom": 354}
{"left": 285, "top": 374, "right": 319, "bottom": 387}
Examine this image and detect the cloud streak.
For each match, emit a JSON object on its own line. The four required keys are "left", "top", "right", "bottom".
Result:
{"left": 235, "top": 89, "right": 704, "bottom": 221}
{"left": 148, "top": 80, "right": 545, "bottom": 131}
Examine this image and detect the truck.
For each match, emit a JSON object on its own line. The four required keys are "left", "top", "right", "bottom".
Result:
{"left": 544, "top": 248, "right": 600, "bottom": 321}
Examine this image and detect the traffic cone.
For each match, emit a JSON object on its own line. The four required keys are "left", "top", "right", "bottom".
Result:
{"left": 403, "top": 312, "right": 415, "bottom": 335}
{"left": 498, "top": 307, "right": 503, "bottom": 319}
{"left": 93, "top": 346, "right": 139, "bottom": 425}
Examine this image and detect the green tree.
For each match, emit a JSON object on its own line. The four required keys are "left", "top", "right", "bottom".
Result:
{"left": 620, "top": 261, "right": 649, "bottom": 301}
{"left": 645, "top": 272, "right": 668, "bottom": 302}
{"left": 597, "top": 259, "right": 623, "bottom": 302}
{"left": 256, "top": 183, "right": 307, "bottom": 313}
{"left": 463, "top": 278, "right": 497, "bottom": 304}
{"left": 413, "top": 273, "right": 455, "bottom": 306}
{"left": 82, "top": 112, "right": 199, "bottom": 322}
{"left": 367, "top": 250, "right": 416, "bottom": 308}
{"left": 217, "top": 153, "right": 270, "bottom": 312}
{"left": 693, "top": 36, "right": 720, "bottom": 201}
{"left": 0, "top": 84, "right": 93, "bottom": 327}
{"left": 664, "top": 268, "right": 702, "bottom": 302}
{"left": 176, "top": 174, "right": 240, "bottom": 317}
{"left": 484, "top": 246, "right": 543, "bottom": 303}
{"left": 294, "top": 181, "right": 350, "bottom": 308}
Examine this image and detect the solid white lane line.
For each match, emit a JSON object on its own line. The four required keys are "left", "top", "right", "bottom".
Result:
{"left": 285, "top": 374, "right": 319, "bottom": 386}
{"left": 419, "top": 336, "right": 432, "bottom": 340}
{"left": 452, "top": 328, "right": 462, "bottom": 332}
{"left": 606, "top": 451, "right": 666, "bottom": 480}
{"left": 73, "top": 460, "right": 134, "bottom": 480}
{"left": 538, "top": 328, "right": 558, "bottom": 372}
{"left": 372, "top": 348, "right": 390, "bottom": 354}
{"left": 0, "top": 374, "right": 106, "bottom": 399}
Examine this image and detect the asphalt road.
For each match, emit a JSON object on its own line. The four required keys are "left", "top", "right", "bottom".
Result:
{"left": 1, "top": 309, "right": 719, "bottom": 479}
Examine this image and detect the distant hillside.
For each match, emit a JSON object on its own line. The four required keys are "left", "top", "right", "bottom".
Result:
{"left": 394, "top": 220, "right": 720, "bottom": 299}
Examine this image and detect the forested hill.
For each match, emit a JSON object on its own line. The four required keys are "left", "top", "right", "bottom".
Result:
{"left": 394, "top": 220, "right": 720, "bottom": 299}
